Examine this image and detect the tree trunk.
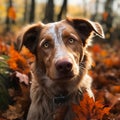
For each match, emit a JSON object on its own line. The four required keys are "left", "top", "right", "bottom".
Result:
{"left": 29, "top": 0, "right": 35, "bottom": 23}
{"left": 105, "top": 0, "right": 114, "bottom": 12}
{"left": 5, "top": 0, "right": 13, "bottom": 31}
{"left": 92, "top": 0, "right": 99, "bottom": 21}
{"left": 57, "top": 0, "right": 67, "bottom": 21}
{"left": 102, "top": 0, "right": 114, "bottom": 42}
{"left": 95, "top": 0, "right": 99, "bottom": 15}
{"left": 24, "top": 0, "right": 28, "bottom": 23}
{"left": 43, "top": 0, "right": 54, "bottom": 23}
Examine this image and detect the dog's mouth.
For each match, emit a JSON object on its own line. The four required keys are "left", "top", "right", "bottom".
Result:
{"left": 53, "top": 73, "right": 75, "bottom": 81}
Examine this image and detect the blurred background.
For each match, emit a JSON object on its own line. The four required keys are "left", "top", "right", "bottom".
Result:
{"left": 0, "top": 0, "right": 120, "bottom": 120}
{"left": 0, "top": 0, "right": 120, "bottom": 42}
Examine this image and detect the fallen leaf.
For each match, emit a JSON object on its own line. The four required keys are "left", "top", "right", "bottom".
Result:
{"left": 105, "top": 89, "right": 120, "bottom": 107}
{"left": 7, "top": 45, "right": 30, "bottom": 74}
{"left": 2, "top": 105, "right": 24, "bottom": 120}
{"left": 15, "top": 71, "right": 29, "bottom": 85}
{"left": 72, "top": 93, "right": 111, "bottom": 120}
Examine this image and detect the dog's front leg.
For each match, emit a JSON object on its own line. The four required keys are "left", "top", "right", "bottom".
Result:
{"left": 27, "top": 103, "right": 40, "bottom": 120}
{"left": 79, "top": 74, "right": 94, "bottom": 99}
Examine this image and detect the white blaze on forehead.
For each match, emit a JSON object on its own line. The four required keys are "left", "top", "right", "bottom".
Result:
{"left": 47, "top": 23, "right": 57, "bottom": 40}
{"left": 48, "top": 23, "right": 67, "bottom": 60}
{"left": 47, "top": 22, "right": 65, "bottom": 44}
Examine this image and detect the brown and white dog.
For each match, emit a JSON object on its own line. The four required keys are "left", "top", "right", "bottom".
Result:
{"left": 18, "top": 17, "right": 104, "bottom": 120}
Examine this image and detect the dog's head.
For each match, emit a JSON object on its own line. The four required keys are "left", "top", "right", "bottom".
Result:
{"left": 17, "top": 18, "right": 104, "bottom": 89}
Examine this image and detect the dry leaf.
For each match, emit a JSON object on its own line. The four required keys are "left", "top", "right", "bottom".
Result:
{"left": 105, "top": 89, "right": 120, "bottom": 107}
{"left": 72, "top": 93, "right": 111, "bottom": 120}
{"left": 15, "top": 71, "right": 29, "bottom": 85}
{"left": 7, "top": 45, "right": 30, "bottom": 74}
{"left": 2, "top": 105, "right": 24, "bottom": 120}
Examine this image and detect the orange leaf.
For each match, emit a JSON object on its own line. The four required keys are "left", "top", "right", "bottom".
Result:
{"left": 110, "top": 85, "right": 120, "bottom": 94}
{"left": 103, "top": 58, "right": 113, "bottom": 68}
{"left": 7, "top": 45, "right": 30, "bottom": 74}
{"left": 92, "top": 44, "right": 102, "bottom": 54}
{"left": 8, "top": 6, "right": 16, "bottom": 20}
{"left": 0, "top": 42, "right": 8, "bottom": 54}
{"left": 102, "top": 12, "right": 108, "bottom": 21}
{"left": 100, "top": 50, "right": 107, "bottom": 57}
{"left": 72, "top": 93, "right": 111, "bottom": 120}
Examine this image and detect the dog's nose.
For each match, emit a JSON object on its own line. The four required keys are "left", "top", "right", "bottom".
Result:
{"left": 55, "top": 59, "right": 72, "bottom": 73}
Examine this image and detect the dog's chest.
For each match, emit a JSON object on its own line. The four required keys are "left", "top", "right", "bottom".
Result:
{"left": 48, "top": 91, "right": 83, "bottom": 120}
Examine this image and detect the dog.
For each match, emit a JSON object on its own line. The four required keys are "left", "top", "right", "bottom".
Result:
{"left": 17, "top": 17, "right": 104, "bottom": 120}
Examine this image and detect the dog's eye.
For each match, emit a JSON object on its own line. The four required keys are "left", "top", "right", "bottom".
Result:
{"left": 42, "top": 41, "right": 50, "bottom": 48}
{"left": 68, "top": 38, "right": 75, "bottom": 44}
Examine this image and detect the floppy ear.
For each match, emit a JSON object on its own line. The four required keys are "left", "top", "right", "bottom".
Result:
{"left": 66, "top": 18, "right": 105, "bottom": 46}
{"left": 17, "top": 22, "right": 43, "bottom": 54}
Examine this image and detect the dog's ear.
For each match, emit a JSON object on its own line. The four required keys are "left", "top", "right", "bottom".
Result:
{"left": 66, "top": 17, "right": 105, "bottom": 46}
{"left": 17, "top": 22, "right": 43, "bottom": 54}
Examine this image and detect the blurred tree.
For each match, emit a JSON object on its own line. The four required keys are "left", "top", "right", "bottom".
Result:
{"left": 82, "top": 0, "right": 87, "bottom": 17}
{"left": 6, "top": 0, "right": 12, "bottom": 25}
{"left": 105, "top": 0, "right": 114, "bottom": 12}
{"left": 24, "top": 0, "right": 28, "bottom": 23}
{"left": 43, "top": 0, "right": 54, "bottom": 23}
{"left": 101, "top": 0, "right": 114, "bottom": 41}
{"left": 57, "top": 0, "right": 68, "bottom": 21}
{"left": 91, "top": 0, "right": 99, "bottom": 21}
{"left": 29, "top": 0, "right": 35, "bottom": 23}
{"left": 5, "top": 0, "right": 16, "bottom": 31}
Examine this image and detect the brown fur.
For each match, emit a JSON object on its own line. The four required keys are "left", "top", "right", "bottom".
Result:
{"left": 17, "top": 17, "right": 104, "bottom": 120}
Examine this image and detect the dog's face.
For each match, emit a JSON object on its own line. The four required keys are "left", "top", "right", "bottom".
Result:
{"left": 37, "top": 22, "right": 83, "bottom": 81}
{"left": 18, "top": 18, "right": 104, "bottom": 86}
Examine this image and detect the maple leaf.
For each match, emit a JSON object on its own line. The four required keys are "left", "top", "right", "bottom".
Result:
{"left": 72, "top": 93, "right": 111, "bottom": 120}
